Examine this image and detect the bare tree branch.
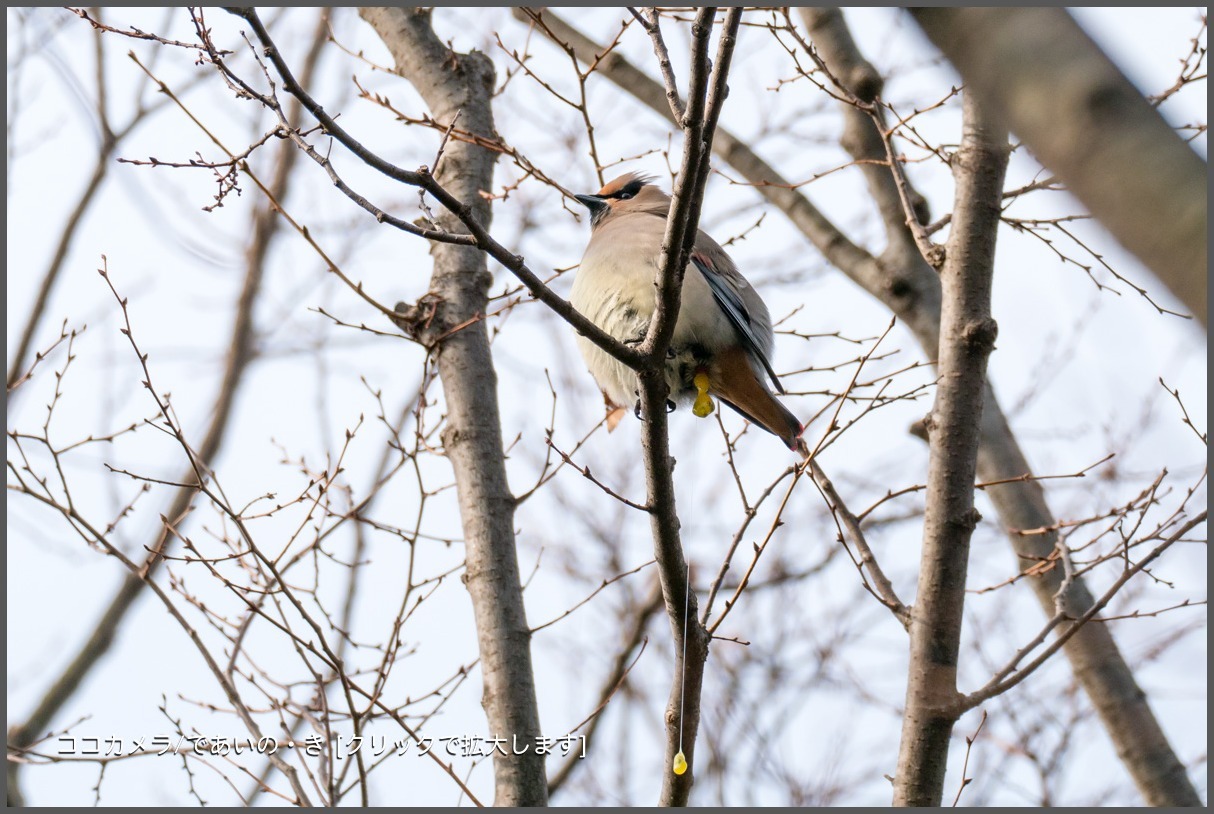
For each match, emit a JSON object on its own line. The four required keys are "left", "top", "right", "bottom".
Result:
{"left": 806, "top": 458, "right": 909, "bottom": 628}
{"left": 9, "top": 7, "right": 1202, "bottom": 806}
{"left": 964, "top": 511, "right": 1208, "bottom": 708}
{"left": 5, "top": 12, "right": 333, "bottom": 806}
{"left": 547, "top": 578, "right": 663, "bottom": 798}
{"left": 519, "top": 9, "right": 1204, "bottom": 806}
{"left": 355, "top": 7, "right": 547, "bottom": 804}
{"left": 224, "top": 7, "right": 645, "bottom": 375}
{"left": 910, "top": 8, "right": 1208, "bottom": 329}
{"left": 6, "top": 8, "right": 208, "bottom": 398}
{"left": 893, "top": 91, "right": 1008, "bottom": 806}
{"left": 628, "top": 8, "right": 743, "bottom": 804}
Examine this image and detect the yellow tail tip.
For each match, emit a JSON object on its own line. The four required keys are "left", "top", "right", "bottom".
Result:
{"left": 673, "top": 750, "right": 688, "bottom": 775}
{"left": 692, "top": 371, "right": 714, "bottom": 418}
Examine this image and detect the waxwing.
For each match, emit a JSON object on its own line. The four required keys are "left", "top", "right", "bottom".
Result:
{"left": 571, "top": 172, "right": 803, "bottom": 450}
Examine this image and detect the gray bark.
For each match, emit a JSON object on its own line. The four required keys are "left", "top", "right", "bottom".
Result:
{"left": 910, "top": 7, "right": 1207, "bottom": 329}
{"left": 632, "top": 9, "right": 740, "bottom": 803}
{"left": 526, "top": 8, "right": 1203, "bottom": 806}
{"left": 358, "top": 8, "right": 548, "bottom": 805}
{"left": 892, "top": 92, "right": 1008, "bottom": 806}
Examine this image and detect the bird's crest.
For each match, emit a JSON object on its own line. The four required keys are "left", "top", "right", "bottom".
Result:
{"left": 595, "top": 172, "right": 657, "bottom": 198}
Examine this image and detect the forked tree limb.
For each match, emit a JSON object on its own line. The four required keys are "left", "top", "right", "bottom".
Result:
{"left": 893, "top": 91, "right": 1008, "bottom": 806}
{"left": 910, "top": 7, "right": 1207, "bottom": 329}
{"left": 798, "top": 11, "right": 1202, "bottom": 805}
{"left": 357, "top": 7, "right": 549, "bottom": 805}
{"left": 633, "top": 8, "right": 742, "bottom": 804}
{"left": 5, "top": 11, "right": 333, "bottom": 807}
{"left": 523, "top": 7, "right": 1203, "bottom": 806}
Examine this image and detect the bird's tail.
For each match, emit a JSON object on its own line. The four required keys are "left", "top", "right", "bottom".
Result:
{"left": 711, "top": 347, "right": 804, "bottom": 451}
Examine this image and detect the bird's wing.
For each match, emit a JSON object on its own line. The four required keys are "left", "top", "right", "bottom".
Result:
{"left": 690, "top": 249, "right": 785, "bottom": 394}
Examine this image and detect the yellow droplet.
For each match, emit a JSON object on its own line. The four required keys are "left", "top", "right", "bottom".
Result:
{"left": 692, "top": 372, "right": 714, "bottom": 418}
{"left": 672, "top": 750, "right": 688, "bottom": 776}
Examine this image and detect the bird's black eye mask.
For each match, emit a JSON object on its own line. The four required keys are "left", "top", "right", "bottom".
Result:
{"left": 575, "top": 178, "right": 648, "bottom": 227}
{"left": 606, "top": 179, "right": 645, "bottom": 201}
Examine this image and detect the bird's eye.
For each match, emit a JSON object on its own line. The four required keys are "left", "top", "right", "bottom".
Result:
{"left": 615, "top": 180, "right": 644, "bottom": 200}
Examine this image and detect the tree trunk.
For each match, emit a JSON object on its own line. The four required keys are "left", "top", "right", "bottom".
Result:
{"left": 358, "top": 7, "right": 548, "bottom": 805}
{"left": 893, "top": 92, "right": 1008, "bottom": 805}
{"left": 910, "top": 7, "right": 1207, "bottom": 329}
{"left": 524, "top": 9, "right": 1203, "bottom": 806}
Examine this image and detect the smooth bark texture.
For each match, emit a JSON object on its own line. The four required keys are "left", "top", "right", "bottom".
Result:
{"left": 910, "top": 7, "right": 1207, "bottom": 329}
{"left": 357, "top": 8, "right": 548, "bottom": 805}
{"left": 527, "top": 8, "right": 1202, "bottom": 806}
{"left": 892, "top": 93, "right": 1007, "bottom": 806}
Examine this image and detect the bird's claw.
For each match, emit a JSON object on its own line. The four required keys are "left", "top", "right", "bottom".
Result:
{"left": 632, "top": 398, "right": 677, "bottom": 420}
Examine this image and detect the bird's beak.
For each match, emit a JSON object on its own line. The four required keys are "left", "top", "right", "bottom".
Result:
{"left": 575, "top": 193, "right": 609, "bottom": 224}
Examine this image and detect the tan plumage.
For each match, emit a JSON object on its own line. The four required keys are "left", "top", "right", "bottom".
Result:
{"left": 571, "top": 173, "right": 803, "bottom": 450}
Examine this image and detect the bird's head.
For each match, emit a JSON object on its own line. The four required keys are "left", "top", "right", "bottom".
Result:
{"left": 575, "top": 172, "right": 670, "bottom": 229}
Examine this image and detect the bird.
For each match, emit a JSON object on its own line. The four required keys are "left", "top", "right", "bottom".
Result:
{"left": 570, "top": 172, "right": 804, "bottom": 451}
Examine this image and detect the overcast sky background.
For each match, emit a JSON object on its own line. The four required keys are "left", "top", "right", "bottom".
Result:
{"left": 7, "top": 7, "right": 1207, "bottom": 806}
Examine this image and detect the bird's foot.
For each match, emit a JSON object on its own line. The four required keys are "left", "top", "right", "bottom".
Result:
{"left": 633, "top": 398, "right": 677, "bottom": 420}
